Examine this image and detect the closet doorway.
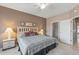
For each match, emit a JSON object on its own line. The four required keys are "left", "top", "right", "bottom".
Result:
{"left": 73, "top": 17, "right": 79, "bottom": 46}
{"left": 52, "top": 22, "right": 59, "bottom": 40}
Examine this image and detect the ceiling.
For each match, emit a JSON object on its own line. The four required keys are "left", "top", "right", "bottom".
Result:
{"left": 0, "top": 3, "right": 79, "bottom": 18}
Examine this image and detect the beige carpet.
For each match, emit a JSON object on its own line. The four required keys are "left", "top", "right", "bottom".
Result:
{"left": 0, "top": 47, "right": 21, "bottom": 55}
{"left": 0, "top": 42, "right": 79, "bottom": 55}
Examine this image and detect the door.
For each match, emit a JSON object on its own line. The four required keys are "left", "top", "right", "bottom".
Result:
{"left": 52, "top": 22, "right": 59, "bottom": 39}
{"left": 73, "top": 18, "right": 77, "bottom": 46}
{"left": 77, "top": 23, "right": 79, "bottom": 45}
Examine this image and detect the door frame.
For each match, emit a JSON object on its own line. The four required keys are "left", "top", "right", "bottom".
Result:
{"left": 52, "top": 22, "right": 59, "bottom": 40}
{"left": 73, "top": 18, "right": 77, "bottom": 46}
{"left": 72, "top": 15, "right": 79, "bottom": 46}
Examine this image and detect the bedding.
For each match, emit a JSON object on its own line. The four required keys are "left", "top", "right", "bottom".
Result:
{"left": 17, "top": 35, "right": 56, "bottom": 55}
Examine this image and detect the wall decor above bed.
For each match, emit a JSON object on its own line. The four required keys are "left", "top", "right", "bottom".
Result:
{"left": 20, "top": 22, "right": 36, "bottom": 27}
{"left": 20, "top": 22, "right": 25, "bottom": 26}
{"left": 25, "top": 23, "right": 33, "bottom": 27}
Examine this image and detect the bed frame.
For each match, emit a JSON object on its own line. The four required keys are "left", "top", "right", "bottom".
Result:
{"left": 18, "top": 43, "right": 57, "bottom": 55}
{"left": 17, "top": 26, "right": 38, "bottom": 35}
{"left": 17, "top": 26, "right": 57, "bottom": 55}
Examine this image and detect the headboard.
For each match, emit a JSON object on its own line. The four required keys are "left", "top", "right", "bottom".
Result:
{"left": 17, "top": 26, "right": 38, "bottom": 34}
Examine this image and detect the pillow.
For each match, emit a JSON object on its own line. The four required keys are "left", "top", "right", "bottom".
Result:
{"left": 24, "top": 32, "right": 30, "bottom": 36}
{"left": 29, "top": 32, "right": 38, "bottom": 36}
{"left": 24, "top": 31, "right": 38, "bottom": 36}
{"left": 34, "top": 32, "right": 38, "bottom": 35}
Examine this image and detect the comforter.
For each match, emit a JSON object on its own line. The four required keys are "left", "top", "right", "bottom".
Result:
{"left": 17, "top": 35, "right": 56, "bottom": 55}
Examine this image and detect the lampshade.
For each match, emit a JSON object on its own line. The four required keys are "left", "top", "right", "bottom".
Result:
{"left": 5, "top": 28, "right": 13, "bottom": 33}
{"left": 5, "top": 28, "right": 16, "bottom": 37}
{"left": 39, "top": 29, "right": 44, "bottom": 35}
{"left": 1, "top": 28, "right": 16, "bottom": 40}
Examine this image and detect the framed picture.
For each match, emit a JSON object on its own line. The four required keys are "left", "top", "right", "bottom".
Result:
{"left": 20, "top": 22, "right": 36, "bottom": 27}
{"left": 25, "top": 23, "right": 33, "bottom": 26}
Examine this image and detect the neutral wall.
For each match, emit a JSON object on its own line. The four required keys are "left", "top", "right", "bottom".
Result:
{"left": 0, "top": 6, "right": 46, "bottom": 48}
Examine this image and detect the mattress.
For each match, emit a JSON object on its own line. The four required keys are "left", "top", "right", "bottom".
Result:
{"left": 17, "top": 35, "right": 56, "bottom": 55}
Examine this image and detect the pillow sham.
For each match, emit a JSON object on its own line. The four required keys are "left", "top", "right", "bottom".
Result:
{"left": 24, "top": 31, "right": 38, "bottom": 36}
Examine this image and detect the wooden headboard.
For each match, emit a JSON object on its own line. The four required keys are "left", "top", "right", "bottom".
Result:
{"left": 17, "top": 26, "right": 38, "bottom": 34}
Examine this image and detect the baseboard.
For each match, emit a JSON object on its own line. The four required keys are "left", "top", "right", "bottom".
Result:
{"left": 58, "top": 40, "right": 73, "bottom": 46}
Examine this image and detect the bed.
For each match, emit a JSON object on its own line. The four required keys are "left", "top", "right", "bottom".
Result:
{"left": 17, "top": 26, "right": 57, "bottom": 55}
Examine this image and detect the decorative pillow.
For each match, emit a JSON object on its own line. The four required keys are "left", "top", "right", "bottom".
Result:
{"left": 24, "top": 32, "right": 30, "bottom": 36}
{"left": 24, "top": 31, "right": 38, "bottom": 36}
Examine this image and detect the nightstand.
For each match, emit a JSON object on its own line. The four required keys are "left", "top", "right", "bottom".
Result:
{"left": 2, "top": 38, "right": 16, "bottom": 51}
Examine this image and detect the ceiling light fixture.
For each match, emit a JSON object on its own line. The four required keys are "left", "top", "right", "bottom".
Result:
{"left": 36, "top": 3, "right": 49, "bottom": 10}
